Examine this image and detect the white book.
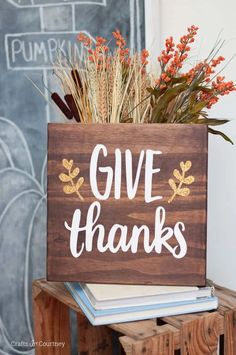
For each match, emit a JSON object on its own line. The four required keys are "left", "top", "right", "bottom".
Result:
{"left": 65, "top": 282, "right": 218, "bottom": 326}
{"left": 81, "top": 283, "right": 213, "bottom": 310}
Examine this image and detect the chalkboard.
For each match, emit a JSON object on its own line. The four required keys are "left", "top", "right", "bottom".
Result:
{"left": 0, "top": 1, "right": 145, "bottom": 353}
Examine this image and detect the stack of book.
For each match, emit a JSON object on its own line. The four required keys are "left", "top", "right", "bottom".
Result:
{"left": 65, "top": 282, "right": 218, "bottom": 326}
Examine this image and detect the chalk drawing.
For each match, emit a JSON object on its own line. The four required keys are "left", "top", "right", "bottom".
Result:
{"left": 7, "top": 0, "right": 107, "bottom": 8}
{"left": 136, "top": 0, "right": 141, "bottom": 53}
{"left": 0, "top": 117, "right": 46, "bottom": 354}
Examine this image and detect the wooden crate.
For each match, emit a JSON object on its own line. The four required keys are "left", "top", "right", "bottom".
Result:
{"left": 33, "top": 279, "right": 236, "bottom": 354}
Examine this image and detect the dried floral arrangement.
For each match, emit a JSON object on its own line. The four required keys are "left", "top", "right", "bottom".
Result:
{"left": 51, "top": 26, "right": 236, "bottom": 143}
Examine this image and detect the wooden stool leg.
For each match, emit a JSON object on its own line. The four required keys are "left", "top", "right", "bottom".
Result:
{"left": 33, "top": 284, "right": 71, "bottom": 354}
{"left": 77, "top": 313, "right": 113, "bottom": 354}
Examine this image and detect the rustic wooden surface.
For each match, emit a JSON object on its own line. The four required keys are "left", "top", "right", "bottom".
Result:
{"left": 47, "top": 123, "right": 208, "bottom": 285}
{"left": 180, "top": 313, "right": 220, "bottom": 354}
{"left": 33, "top": 282, "right": 71, "bottom": 354}
{"left": 33, "top": 279, "right": 236, "bottom": 354}
{"left": 77, "top": 312, "right": 113, "bottom": 354}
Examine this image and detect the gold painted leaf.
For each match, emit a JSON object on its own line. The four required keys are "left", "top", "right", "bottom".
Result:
{"left": 183, "top": 175, "right": 195, "bottom": 185}
{"left": 173, "top": 169, "right": 182, "bottom": 181}
{"left": 184, "top": 160, "right": 192, "bottom": 172}
{"left": 168, "top": 160, "right": 194, "bottom": 203}
{"left": 59, "top": 158, "right": 84, "bottom": 200}
{"left": 63, "top": 185, "right": 76, "bottom": 194}
{"left": 177, "top": 187, "right": 190, "bottom": 197}
{"left": 180, "top": 160, "right": 192, "bottom": 172}
{"left": 168, "top": 178, "right": 177, "bottom": 191}
{"left": 76, "top": 177, "right": 84, "bottom": 190}
{"left": 70, "top": 167, "right": 80, "bottom": 178}
{"left": 58, "top": 173, "right": 71, "bottom": 182}
{"left": 180, "top": 161, "right": 185, "bottom": 172}
{"left": 62, "top": 159, "right": 73, "bottom": 170}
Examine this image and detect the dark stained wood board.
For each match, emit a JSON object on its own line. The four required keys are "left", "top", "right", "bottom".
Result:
{"left": 47, "top": 123, "right": 207, "bottom": 285}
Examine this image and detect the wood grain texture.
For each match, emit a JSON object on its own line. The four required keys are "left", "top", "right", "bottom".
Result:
{"left": 47, "top": 123, "right": 208, "bottom": 285}
{"left": 223, "top": 310, "right": 236, "bottom": 355}
{"left": 127, "top": 331, "right": 174, "bottom": 355}
{"left": 33, "top": 283, "right": 71, "bottom": 355}
{"left": 32, "top": 280, "right": 236, "bottom": 354}
{"left": 119, "top": 337, "right": 134, "bottom": 355}
{"left": 110, "top": 321, "right": 178, "bottom": 343}
{"left": 33, "top": 279, "right": 83, "bottom": 314}
{"left": 215, "top": 286, "right": 236, "bottom": 355}
{"left": 77, "top": 312, "right": 113, "bottom": 354}
{"left": 119, "top": 323, "right": 177, "bottom": 354}
{"left": 180, "top": 313, "right": 220, "bottom": 355}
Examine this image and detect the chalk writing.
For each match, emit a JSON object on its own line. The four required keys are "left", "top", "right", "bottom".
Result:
{"left": 5, "top": 32, "right": 91, "bottom": 70}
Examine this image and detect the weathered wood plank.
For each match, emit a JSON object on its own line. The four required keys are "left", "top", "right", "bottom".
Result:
{"left": 180, "top": 313, "right": 220, "bottom": 355}
{"left": 110, "top": 319, "right": 157, "bottom": 340}
{"left": 119, "top": 336, "right": 134, "bottom": 355}
{"left": 162, "top": 313, "right": 200, "bottom": 328}
{"left": 223, "top": 310, "right": 236, "bottom": 355}
{"left": 33, "top": 279, "right": 83, "bottom": 314}
{"left": 33, "top": 283, "right": 71, "bottom": 355}
{"left": 155, "top": 331, "right": 174, "bottom": 355}
{"left": 114, "top": 322, "right": 179, "bottom": 351}
{"left": 120, "top": 331, "right": 174, "bottom": 355}
{"left": 77, "top": 312, "right": 113, "bottom": 354}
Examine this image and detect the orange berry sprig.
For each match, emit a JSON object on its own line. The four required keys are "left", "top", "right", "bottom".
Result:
{"left": 77, "top": 30, "right": 148, "bottom": 70}
{"left": 112, "top": 30, "right": 132, "bottom": 65}
{"left": 96, "top": 36, "right": 107, "bottom": 47}
{"left": 77, "top": 33, "right": 109, "bottom": 67}
{"left": 52, "top": 26, "right": 236, "bottom": 144}
{"left": 88, "top": 36, "right": 108, "bottom": 65}
{"left": 77, "top": 31, "right": 132, "bottom": 67}
{"left": 200, "top": 76, "right": 236, "bottom": 108}
{"left": 184, "top": 55, "right": 225, "bottom": 84}
{"left": 212, "top": 76, "right": 235, "bottom": 95}
{"left": 112, "top": 30, "right": 126, "bottom": 48}
{"left": 157, "top": 36, "right": 175, "bottom": 71}
{"left": 77, "top": 33, "right": 92, "bottom": 47}
{"left": 157, "top": 25, "right": 199, "bottom": 89}
{"left": 182, "top": 52, "right": 235, "bottom": 109}
{"left": 141, "top": 49, "right": 149, "bottom": 67}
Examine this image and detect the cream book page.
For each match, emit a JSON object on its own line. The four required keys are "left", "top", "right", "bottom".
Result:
{"left": 84, "top": 284, "right": 198, "bottom": 301}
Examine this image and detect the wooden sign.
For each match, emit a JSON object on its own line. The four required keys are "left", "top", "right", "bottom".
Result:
{"left": 47, "top": 123, "right": 207, "bottom": 285}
